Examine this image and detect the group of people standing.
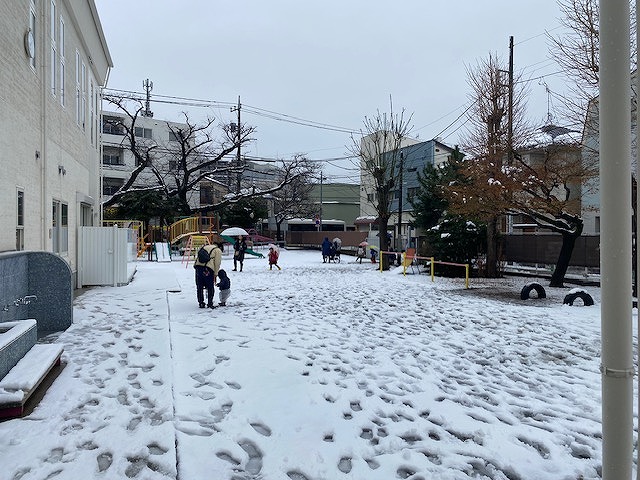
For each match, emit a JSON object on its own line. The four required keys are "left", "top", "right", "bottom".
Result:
{"left": 193, "top": 235, "right": 282, "bottom": 309}
{"left": 193, "top": 235, "right": 248, "bottom": 309}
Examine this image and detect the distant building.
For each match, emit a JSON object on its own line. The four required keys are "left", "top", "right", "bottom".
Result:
{"left": 0, "top": 0, "right": 112, "bottom": 285}
{"left": 506, "top": 126, "right": 583, "bottom": 234}
{"left": 310, "top": 182, "right": 360, "bottom": 230}
{"left": 581, "top": 75, "right": 637, "bottom": 235}
{"left": 100, "top": 112, "right": 201, "bottom": 210}
{"left": 359, "top": 136, "right": 456, "bottom": 248}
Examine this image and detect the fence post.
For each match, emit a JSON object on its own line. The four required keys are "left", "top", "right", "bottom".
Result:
{"left": 465, "top": 264, "right": 469, "bottom": 289}
{"left": 430, "top": 257, "right": 434, "bottom": 282}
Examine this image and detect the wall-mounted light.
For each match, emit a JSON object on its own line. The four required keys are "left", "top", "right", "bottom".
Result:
{"left": 35, "top": 150, "right": 40, "bottom": 160}
{"left": 58, "top": 165, "right": 66, "bottom": 175}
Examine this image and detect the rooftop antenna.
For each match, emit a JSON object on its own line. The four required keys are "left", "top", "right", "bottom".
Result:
{"left": 540, "top": 80, "right": 553, "bottom": 125}
{"left": 142, "top": 78, "right": 153, "bottom": 117}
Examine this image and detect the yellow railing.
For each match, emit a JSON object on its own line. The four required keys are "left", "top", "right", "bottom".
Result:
{"left": 169, "top": 216, "right": 217, "bottom": 244}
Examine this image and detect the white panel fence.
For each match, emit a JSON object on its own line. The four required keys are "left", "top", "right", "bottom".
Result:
{"left": 77, "top": 226, "right": 138, "bottom": 288}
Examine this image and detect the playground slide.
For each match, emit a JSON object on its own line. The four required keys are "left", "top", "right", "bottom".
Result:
{"left": 220, "top": 235, "right": 265, "bottom": 258}
{"left": 154, "top": 242, "right": 172, "bottom": 262}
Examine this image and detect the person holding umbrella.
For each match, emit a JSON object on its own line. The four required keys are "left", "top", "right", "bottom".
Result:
{"left": 233, "top": 235, "right": 247, "bottom": 272}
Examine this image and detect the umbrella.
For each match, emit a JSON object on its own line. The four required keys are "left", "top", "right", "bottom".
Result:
{"left": 359, "top": 241, "right": 368, "bottom": 247}
{"left": 220, "top": 227, "right": 249, "bottom": 237}
{"left": 332, "top": 238, "right": 342, "bottom": 246}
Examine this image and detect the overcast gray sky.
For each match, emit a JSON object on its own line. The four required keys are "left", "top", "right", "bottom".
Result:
{"left": 94, "top": 1, "right": 569, "bottom": 183}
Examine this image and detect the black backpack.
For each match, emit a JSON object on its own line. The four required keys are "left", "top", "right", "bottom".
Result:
{"left": 197, "top": 246, "right": 211, "bottom": 264}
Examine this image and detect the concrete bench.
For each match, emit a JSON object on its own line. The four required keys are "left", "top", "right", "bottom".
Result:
{"left": 0, "top": 343, "right": 63, "bottom": 418}
{"left": 0, "top": 320, "right": 38, "bottom": 380}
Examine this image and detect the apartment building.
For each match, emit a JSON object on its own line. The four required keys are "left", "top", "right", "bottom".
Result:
{"left": 0, "top": 0, "right": 112, "bottom": 283}
{"left": 100, "top": 111, "right": 203, "bottom": 210}
{"left": 358, "top": 135, "right": 455, "bottom": 248}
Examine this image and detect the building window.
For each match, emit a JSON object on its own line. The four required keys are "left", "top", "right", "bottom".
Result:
{"left": 59, "top": 17, "right": 65, "bottom": 105}
{"left": 200, "top": 184, "right": 215, "bottom": 205}
{"left": 29, "top": 1, "right": 36, "bottom": 69}
{"left": 49, "top": 0, "right": 56, "bottom": 96}
{"left": 75, "top": 50, "right": 81, "bottom": 125}
{"left": 16, "top": 189, "right": 24, "bottom": 251}
{"left": 90, "top": 80, "right": 95, "bottom": 143}
{"left": 102, "top": 116, "right": 125, "bottom": 135}
{"left": 81, "top": 61, "right": 86, "bottom": 129}
{"left": 135, "top": 127, "right": 152, "bottom": 139}
{"left": 407, "top": 187, "right": 419, "bottom": 200}
{"left": 103, "top": 177, "right": 124, "bottom": 196}
{"left": 52, "top": 200, "right": 68, "bottom": 255}
{"left": 595, "top": 216, "right": 600, "bottom": 234}
{"left": 103, "top": 147, "right": 123, "bottom": 165}
{"left": 80, "top": 203, "right": 93, "bottom": 226}
{"left": 169, "top": 131, "right": 180, "bottom": 142}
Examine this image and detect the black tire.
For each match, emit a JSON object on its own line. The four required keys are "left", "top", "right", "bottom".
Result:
{"left": 520, "top": 282, "right": 546, "bottom": 300}
{"left": 563, "top": 291, "right": 594, "bottom": 306}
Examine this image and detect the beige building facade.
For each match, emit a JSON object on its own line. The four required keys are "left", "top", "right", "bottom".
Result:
{"left": 0, "top": 0, "right": 111, "bottom": 284}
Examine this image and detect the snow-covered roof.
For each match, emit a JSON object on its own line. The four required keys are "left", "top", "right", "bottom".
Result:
{"left": 523, "top": 125, "right": 582, "bottom": 149}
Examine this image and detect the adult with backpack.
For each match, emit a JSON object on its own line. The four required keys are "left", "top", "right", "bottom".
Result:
{"left": 193, "top": 242, "right": 222, "bottom": 308}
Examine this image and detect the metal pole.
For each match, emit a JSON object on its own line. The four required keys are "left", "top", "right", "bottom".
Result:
{"left": 599, "top": 2, "right": 633, "bottom": 478}
{"left": 397, "top": 151, "right": 404, "bottom": 250}
{"left": 507, "top": 36, "right": 514, "bottom": 165}
{"left": 236, "top": 96, "right": 241, "bottom": 193}
{"left": 319, "top": 172, "right": 323, "bottom": 231}
{"left": 636, "top": 2, "right": 640, "bottom": 477}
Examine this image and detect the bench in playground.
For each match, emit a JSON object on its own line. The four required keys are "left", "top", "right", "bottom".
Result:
{"left": 0, "top": 320, "right": 64, "bottom": 418}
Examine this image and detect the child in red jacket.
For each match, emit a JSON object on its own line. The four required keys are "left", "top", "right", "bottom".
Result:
{"left": 268, "top": 247, "right": 282, "bottom": 270}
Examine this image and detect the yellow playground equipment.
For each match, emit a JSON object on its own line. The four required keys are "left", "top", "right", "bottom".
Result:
{"left": 181, "top": 234, "right": 211, "bottom": 267}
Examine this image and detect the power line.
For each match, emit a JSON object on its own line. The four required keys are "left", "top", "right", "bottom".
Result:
{"left": 103, "top": 88, "right": 358, "bottom": 134}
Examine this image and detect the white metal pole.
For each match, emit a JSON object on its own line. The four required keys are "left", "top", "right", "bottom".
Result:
{"left": 636, "top": 2, "right": 640, "bottom": 478}
{"left": 600, "top": 2, "right": 634, "bottom": 479}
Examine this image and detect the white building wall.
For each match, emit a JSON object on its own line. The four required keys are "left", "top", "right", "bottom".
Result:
{"left": 0, "top": 0, "right": 111, "bottom": 285}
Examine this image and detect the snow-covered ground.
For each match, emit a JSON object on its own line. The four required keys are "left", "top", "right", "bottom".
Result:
{"left": 0, "top": 249, "right": 622, "bottom": 479}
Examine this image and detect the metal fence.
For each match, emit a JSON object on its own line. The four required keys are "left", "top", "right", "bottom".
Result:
{"left": 502, "top": 234, "right": 600, "bottom": 268}
{"left": 78, "top": 226, "right": 138, "bottom": 287}
{"left": 285, "top": 231, "right": 369, "bottom": 251}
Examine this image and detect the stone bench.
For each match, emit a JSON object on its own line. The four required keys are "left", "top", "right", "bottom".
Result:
{"left": 0, "top": 343, "right": 63, "bottom": 418}
{"left": 0, "top": 320, "right": 38, "bottom": 380}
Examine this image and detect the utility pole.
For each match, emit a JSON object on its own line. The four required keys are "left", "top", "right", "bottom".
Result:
{"left": 230, "top": 96, "right": 242, "bottom": 192}
{"left": 507, "top": 36, "right": 514, "bottom": 164}
{"left": 142, "top": 79, "right": 153, "bottom": 118}
{"left": 396, "top": 151, "right": 404, "bottom": 250}
{"left": 319, "top": 172, "right": 323, "bottom": 231}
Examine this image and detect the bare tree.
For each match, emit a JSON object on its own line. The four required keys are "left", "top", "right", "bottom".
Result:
{"left": 349, "top": 107, "right": 413, "bottom": 269}
{"left": 270, "top": 155, "right": 320, "bottom": 241}
{"left": 451, "top": 53, "right": 532, "bottom": 277}
{"left": 102, "top": 95, "right": 307, "bottom": 215}
{"left": 547, "top": 0, "right": 636, "bottom": 126}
